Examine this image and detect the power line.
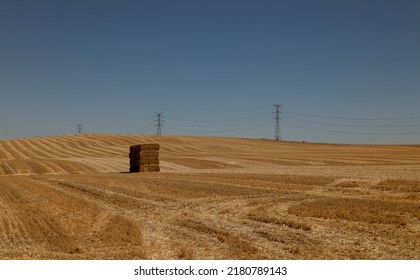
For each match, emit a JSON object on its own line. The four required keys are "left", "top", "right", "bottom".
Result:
{"left": 125, "top": 118, "right": 155, "bottom": 134}
{"left": 166, "top": 115, "right": 273, "bottom": 128}
{"left": 283, "top": 116, "right": 420, "bottom": 128}
{"left": 281, "top": 109, "right": 420, "bottom": 138}
{"left": 164, "top": 112, "right": 272, "bottom": 135}
{"left": 117, "top": 106, "right": 420, "bottom": 139}
{"left": 282, "top": 122, "right": 420, "bottom": 135}
{"left": 286, "top": 110, "right": 420, "bottom": 121}
{"left": 166, "top": 110, "right": 271, "bottom": 123}
{"left": 166, "top": 120, "right": 272, "bottom": 134}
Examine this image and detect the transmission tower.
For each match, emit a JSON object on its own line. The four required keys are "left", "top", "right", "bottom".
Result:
{"left": 273, "top": 104, "right": 282, "bottom": 140}
{"left": 77, "top": 124, "right": 83, "bottom": 134}
{"left": 155, "top": 113, "right": 163, "bottom": 136}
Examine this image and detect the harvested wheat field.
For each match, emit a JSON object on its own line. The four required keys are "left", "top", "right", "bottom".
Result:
{"left": 0, "top": 134, "right": 419, "bottom": 259}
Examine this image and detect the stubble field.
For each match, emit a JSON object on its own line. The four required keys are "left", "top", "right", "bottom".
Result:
{"left": 0, "top": 134, "right": 419, "bottom": 259}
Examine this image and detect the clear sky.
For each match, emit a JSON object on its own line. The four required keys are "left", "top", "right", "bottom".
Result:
{"left": 1, "top": 0, "right": 419, "bottom": 144}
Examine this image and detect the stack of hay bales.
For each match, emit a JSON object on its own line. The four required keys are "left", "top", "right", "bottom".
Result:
{"left": 129, "top": 144, "right": 160, "bottom": 172}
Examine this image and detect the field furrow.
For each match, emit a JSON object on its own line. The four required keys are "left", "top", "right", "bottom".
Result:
{"left": 0, "top": 142, "right": 13, "bottom": 160}
{"left": 1, "top": 141, "right": 28, "bottom": 160}
{"left": 28, "top": 138, "right": 72, "bottom": 158}
{"left": 42, "top": 136, "right": 112, "bottom": 158}
{"left": 20, "top": 139, "right": 54, "bottom": 159}
{"left": 37, "top": 136, "right": 91, "bottom": 158}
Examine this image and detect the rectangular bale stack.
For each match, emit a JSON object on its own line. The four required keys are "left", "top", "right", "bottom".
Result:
{"left": 129, "top": 144, "right": 160, "bottom": 172}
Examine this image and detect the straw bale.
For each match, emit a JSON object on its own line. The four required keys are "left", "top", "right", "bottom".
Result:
{"left": 130, "top": 149, "right": 159, "bottom": 159}
{"left": 130, "top": 158, "right": 159, "bottom": 165}
{"left": 139, "top": 150, "right": 159, "bottom": 158}
{"left": 129, "top": 146, "right": 159, "bottom": 159}
{"left": 129, "top": 143, "right": 160, "bottom": 173}
{"left": 140, "top": 159, "right": 160, "bottom": 165}
{"left": 139, "top": 165, "right": 160, "bottom": 172}
{"left": 139, "top": 143, "right": 160, "bottom": 150}
{"left": 130, "top": 144, "right": 160, "bottom": 153}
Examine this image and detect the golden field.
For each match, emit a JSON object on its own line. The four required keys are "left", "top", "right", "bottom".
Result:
{"left": 0, "top": 134, "right": 419, "bottom": 259}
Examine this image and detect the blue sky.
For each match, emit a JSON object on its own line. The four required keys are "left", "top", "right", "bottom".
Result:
{"left": 1, "top": 0, "right": 419, "bottom": 143}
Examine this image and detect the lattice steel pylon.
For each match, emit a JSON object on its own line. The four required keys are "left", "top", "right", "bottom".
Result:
{"left": 273, "top": 104, "right": 282, "bottom": 140}
{"left": 155, "top": 112, "right": 163, "bottom": 136}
